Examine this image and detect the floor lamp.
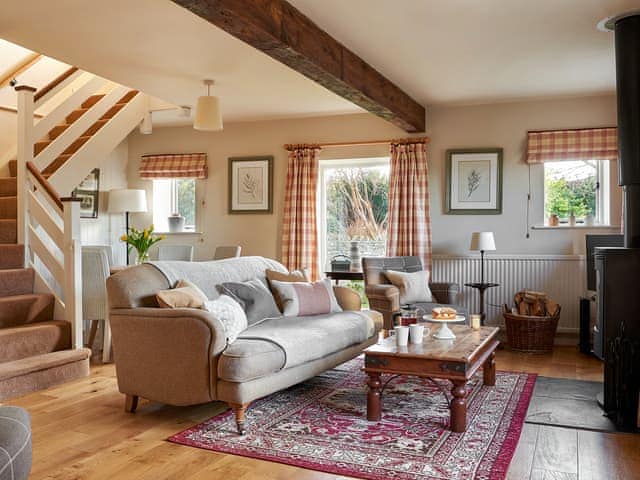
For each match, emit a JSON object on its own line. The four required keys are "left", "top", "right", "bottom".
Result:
{"left": 108, "top": 189, "right": 148, "bottom": 265}
{"left": 465, "top": 232, "right": 498, "bottom": 326}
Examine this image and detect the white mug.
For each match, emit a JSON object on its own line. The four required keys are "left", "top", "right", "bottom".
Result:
{"left": 409, "top": 324, "right": 425, "bottom": 344}
{"left": 394, "top": 326, "right": 409, "bottom": 347}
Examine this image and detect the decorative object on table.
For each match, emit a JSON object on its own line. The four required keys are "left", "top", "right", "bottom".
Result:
{"left": 585, "top": 213, "right": 595, "bottom": 226}
{"left": 393, "top": 325, "right": 409, "bottom": 346}
{"left": 194, "top": 79, "right": 223, "bottom": 131}
{"left": 548, "top": 213, "right": 559, "bottom": 226}
{"left": 466, "top": 231, "right": 499, "bottom": 326}
{"left": 471, "top": 313, "right": 482, "bottom": 330}
{"left": 120, "top": 224, "right": 165, "bottom": 265}
{"left": 569, "top": 211, "right": 577, "bottom": 226}
{"left": 108, "top": 189, "right": 148, "bottom": 265}
{"left": 329, "top": 254, "right": 351, "bottom": 272}
{"left": 503, "top": 290, "right": 561, "bottom": 353}
{"left": 445, "top": 148, "right": 503, "bottom": 214}
{"left": 72, "top": 168, "right": 100, "bottom": 218}
{"left": 169, "top": 357, "right": 535, "bottom": 480}
{"left": 424, "top": 309, "right": 465, "bottom": 339}
{"left": 349, "top": 241, "right": 361, "bottom": 272}
{"left": 397, "top": 304, "right": 423, "bottom": 326}
{"left": 167, "top": 213, "right": 185, "bottom": 233}
{"left": 409, "top": 323, "right": 425, "bottom": 344}
{"left": 228, "top": 156, "right": 273, "bottom": 214}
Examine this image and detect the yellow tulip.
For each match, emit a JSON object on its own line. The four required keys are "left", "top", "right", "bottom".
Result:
{"left": 120, "top": 235, "right": 127, "bottom": 242}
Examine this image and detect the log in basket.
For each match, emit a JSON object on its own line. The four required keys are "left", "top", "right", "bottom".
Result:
{"left": 503, "top": 290, "right": 561, "bottom": 353}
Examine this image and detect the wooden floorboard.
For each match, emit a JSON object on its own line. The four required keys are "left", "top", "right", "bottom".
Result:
{"left": 2, "top": 346, "right": 638, "bottom": 479}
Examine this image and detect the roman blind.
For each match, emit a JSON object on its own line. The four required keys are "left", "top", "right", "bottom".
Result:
{"left": 525, "top": 127, "right": 618, "bottom": 164}
{"left": 139, "top": 153, "right": 208, "bottom": 179}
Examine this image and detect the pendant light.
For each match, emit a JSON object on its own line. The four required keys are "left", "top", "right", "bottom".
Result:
{"left": 194, "top": 79, "right": 223, "bottom": 131}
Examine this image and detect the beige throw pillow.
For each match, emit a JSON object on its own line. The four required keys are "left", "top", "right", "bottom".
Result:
{"left": 156, "top": 279, "right": 208, "bottom": 308}
{"left": 383, "top": 270, "right": 433, "bottom": 305}
{"left": 266, "top": 268, "right": 310, "bottom": 311}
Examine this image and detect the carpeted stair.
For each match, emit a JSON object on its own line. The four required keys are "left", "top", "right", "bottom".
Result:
{"left": 0, "top": 244, "right": 90, "bottom": 401}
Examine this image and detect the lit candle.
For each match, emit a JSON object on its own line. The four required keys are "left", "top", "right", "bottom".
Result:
{"left": 471, "top": 314, "right": 481, "bottom": 330}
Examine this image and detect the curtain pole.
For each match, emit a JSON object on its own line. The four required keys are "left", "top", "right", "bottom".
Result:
{"left": 284, "top": 137, "right": 430, "bottom": 151}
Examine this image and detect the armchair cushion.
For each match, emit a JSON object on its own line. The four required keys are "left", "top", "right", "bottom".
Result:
{"left": 383, "top": 269, "right": 433, "bottom": 305}
{"left": 219, "top": 279, "right": 281, "bottom": 326}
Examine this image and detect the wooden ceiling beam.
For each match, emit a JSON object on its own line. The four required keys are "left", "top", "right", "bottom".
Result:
{"left": 171, "top": 0, "right": 425, "bottom": 132}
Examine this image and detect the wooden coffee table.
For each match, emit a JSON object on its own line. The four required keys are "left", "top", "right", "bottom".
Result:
{"left": 363, "top": 325, "right": 500, "bottom": 433}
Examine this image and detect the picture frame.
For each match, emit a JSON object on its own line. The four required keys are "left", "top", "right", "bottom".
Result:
{"left": 228, "top": 156, "right": 273, "bottom": 214}
{"left": 445, "top": 148, "right": 503, "bottom": 215}
{"left": 72, "top": 168, "right": 100, "bottom": 219}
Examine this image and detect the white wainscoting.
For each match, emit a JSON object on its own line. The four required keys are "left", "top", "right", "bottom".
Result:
{"left": 432, "top": 254, "right": 586, "bottom": 332}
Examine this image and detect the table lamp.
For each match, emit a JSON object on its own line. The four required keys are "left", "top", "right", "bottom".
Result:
{"left": 470, "top": 232, "right": 496, "bottom": 284}
{"left": 108, "top": 189, "right": 148, "bottom": 265}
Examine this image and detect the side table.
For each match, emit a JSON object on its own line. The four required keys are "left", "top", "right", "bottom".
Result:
{"left": 324, "top": 271, "right": 364, "bottom": 285}
{"left": 464, "top": 282, "right": 499, "bottom": 326}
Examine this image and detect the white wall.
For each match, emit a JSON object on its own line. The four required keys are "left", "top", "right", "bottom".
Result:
{"left": 126, "top": 94, "right": 621, "bottom": 261}
{"left": 0, "top": 111, "right": 17, "bottom": 176}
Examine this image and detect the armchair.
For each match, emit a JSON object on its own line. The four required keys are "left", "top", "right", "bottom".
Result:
{"left": 363, "top": 256, "right": 463, "bottom": 329}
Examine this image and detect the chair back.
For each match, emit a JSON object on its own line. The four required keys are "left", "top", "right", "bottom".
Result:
{"left": 158, "top": 245, "right": 194, "bottom": 261}
{"left": 362, "top": 256, "right": 423, "bottom": 287}
{"left": 214, "top": 245, "right": 241, "bottom": 260}
{"left": 81, "top": 246, "right": 111, "bottom": 321}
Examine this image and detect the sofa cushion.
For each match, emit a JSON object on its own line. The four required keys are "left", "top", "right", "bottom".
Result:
{"left": 265, "top": 268, "right": 309, "bottom": 310}
{"left": 217, "top": 339, "right": 286, "bottom": 382}
{"left": 203, "top": 295, "right": 247, "bottom": 343}
{"left": 219, "top": 279, "right": 281, "bottom": 326}
{"left": 156, "top": 280, "right": 208, "bottom": 309}
{"left": 270, "top": 278, "right": 342, "bottom": 317}
{"left": 383, "top": 269, "right": 433, "bottom": 305}
{"left": 221, "top": 311, "right": 376, "bottom": 377}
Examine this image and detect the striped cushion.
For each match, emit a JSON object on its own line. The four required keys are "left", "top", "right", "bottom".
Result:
{"left": 270, "top": 278, "right": 342, "bottom": 317}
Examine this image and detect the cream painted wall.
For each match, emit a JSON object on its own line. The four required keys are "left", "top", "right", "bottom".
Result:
{"left": 126, "top": 95, "right": 621, "bottom": 261}
{"left": 0, "top": 111, "right": 17, "bottom": 176}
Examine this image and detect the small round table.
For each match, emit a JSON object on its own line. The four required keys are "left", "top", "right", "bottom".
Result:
{"left": 464, "top": 282, "right": 499, "bottom": 326}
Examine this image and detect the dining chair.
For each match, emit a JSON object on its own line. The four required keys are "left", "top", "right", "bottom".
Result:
{"left": 157, "top": 244, "right": 194, "bottom": 261}
{"left": 214, "top": 245, "right": 242, "bottom": 260}
{"left": 81, "top": 246, "right": 112, "bottom": 353}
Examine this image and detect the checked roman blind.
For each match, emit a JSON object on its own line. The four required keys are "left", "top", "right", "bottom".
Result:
{"left": 139, "top": 153, "right": 208, "bottom": 179}
{"left": 525, "top": 127, "right": 618, "bottom": 164}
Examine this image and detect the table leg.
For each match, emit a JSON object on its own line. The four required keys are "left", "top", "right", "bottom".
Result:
{"left": 483, "top": 351, "right": 496, "bottom": 386}
{"left": 367, "top": 372, "right": 382, "bottom": 421}
{"left": 450, "top": 380, "right": 467, "bottom": 433}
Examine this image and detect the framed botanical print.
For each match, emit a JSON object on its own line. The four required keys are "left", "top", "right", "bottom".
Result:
{"left": 445, "top": 148, "right": 503, "bottom": 214}
{"left": 228, "top": 156, "right": 273, "bottom": 214}
{"left": 72, "top": 168, "right": 100, "bottom": 219}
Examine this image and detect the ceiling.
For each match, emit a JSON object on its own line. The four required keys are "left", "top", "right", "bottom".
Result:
{"left": 0, "top": 1, "right": 635, "bottom": 127}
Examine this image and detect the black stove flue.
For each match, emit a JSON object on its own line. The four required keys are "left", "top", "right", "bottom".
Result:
{"left": 595, "top": 12, "right": 640, "bottom": 432}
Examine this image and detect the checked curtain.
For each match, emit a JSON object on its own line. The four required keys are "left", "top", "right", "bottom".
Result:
{"left": 386, "top": 140, "right": 432, "bottom": 272}
{"left": 281, "top": 145, "right": 321, "bottom": 280}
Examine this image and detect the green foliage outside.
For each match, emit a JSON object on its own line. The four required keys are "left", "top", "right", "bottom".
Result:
{"left": 545, "top": 175, "right": 596, "bottom": 218}
{"left": 177, "top": 179, "right": 196, "bottom": 227}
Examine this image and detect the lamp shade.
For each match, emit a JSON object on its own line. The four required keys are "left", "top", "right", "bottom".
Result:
{"left": 194, "top": 95, "right": 223, "bottom": 131}
{"left": 108, "top": 189, "right": 148, "bottom": 213}
{"left": 470, "top": 232, "right": 496, "bottom": 251}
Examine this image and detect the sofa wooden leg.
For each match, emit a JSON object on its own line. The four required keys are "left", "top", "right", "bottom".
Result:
{"left": 125, "top": 394, "right": 139, "bottom": 413}
{"left": 229, "top": 402, "right": 249, "bottom": 435}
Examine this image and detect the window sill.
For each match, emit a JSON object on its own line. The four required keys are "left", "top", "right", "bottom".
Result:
{"left": 156, "top": 231, "right": 203, "bottom": 235}
{"left": 531, "top": 225, "right": 621, "bottom": 231}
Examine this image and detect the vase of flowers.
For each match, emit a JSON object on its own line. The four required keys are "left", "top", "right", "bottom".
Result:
{"left": 120, "top": 224, "right": 165, "bottom": 265}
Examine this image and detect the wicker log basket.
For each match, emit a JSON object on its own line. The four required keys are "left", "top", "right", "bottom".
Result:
{"left": 503, "top": 290, "right": 561, "bottom": 353}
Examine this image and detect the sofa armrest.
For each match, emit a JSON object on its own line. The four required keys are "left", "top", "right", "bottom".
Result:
{"left": 108, "top": 307, "right": 228, "bottom": 406}
{"left": 430, "top": 282, "right": 460, "bottom": 304}
{"left": 333, "top": 286, "right": 362, "bottom": 311}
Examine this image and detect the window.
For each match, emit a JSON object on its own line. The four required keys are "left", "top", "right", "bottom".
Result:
{"left": 544, "top": 160, "right": 610, "bottom": 225}
{"left": 152, "top": 178, "right": 197, "bottom": 232}
{"left": 318, "top": 158, "right": 390, "bottom": 271}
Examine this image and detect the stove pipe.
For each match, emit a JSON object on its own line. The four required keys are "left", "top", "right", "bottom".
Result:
{"left": 614, "top": 14, "right": 640, "bottom": 248}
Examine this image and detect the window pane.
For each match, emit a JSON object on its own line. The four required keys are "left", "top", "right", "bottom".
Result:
{"left": 152, "top": 179, "right": 172, "bottom": 232}
{"left": 323, "top": 163, "right": 389, "bottom": 268}
{"left": 544, "top": 160, "right": 597, "bottom": 222}
{"left": 176, "top": 179, "right": 196, "bottom": 230}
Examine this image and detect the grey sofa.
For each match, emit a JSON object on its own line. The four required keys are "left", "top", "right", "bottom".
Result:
{"left": 106, "top": 256, "right": 382, "bottom": 434}
{"left": 363, "top": 256, "right": 466, "bottom": 329}
{"left": 0, "top": 406, "right": 31, "bottom": 480}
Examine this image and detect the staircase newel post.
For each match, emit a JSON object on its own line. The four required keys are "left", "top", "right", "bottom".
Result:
{"left": 15, "top": 85, "right": 36, "bottom": 266}
{"left": 62, "top": 197, "right": 83, "bottom": 349}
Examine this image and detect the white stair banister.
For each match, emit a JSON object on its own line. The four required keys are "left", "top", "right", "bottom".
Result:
{"left": 15, "top": 85, "right": 36, "bottom": 265}
{"left": 62, "top": 197, "right": 83, "bottom": 349}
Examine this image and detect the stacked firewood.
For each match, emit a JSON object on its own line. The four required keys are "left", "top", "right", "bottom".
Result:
{"left": 504, "top": 290, "right": 561, "bottom": 317}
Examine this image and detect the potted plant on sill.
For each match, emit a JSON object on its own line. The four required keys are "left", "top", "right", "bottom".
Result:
{"left": 120, "top": 224, "right": 166, "bottom": 264}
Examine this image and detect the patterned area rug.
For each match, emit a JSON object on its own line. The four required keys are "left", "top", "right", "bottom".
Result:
{"left": 169, "top": 358, "right": 535, "bottom": 480}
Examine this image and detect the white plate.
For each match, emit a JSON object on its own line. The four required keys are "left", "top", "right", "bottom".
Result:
{"left": 423, "top": 314, "right": 466, "bottom": 323}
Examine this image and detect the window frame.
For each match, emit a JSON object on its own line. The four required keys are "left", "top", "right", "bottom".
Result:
{"left": 317, "top": 157, "right": 390, "bottom": 272}
{"left": 152, "top": 177, "right": 198, "bottom": 232}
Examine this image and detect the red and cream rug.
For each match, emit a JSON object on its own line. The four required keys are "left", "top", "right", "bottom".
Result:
{"left": 169, "top": 358, "right": 535, "bottom": 480}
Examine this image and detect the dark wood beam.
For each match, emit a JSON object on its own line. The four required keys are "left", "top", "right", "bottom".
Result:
{"left": 171, "top": 0, "right": 425, "bottom": 133}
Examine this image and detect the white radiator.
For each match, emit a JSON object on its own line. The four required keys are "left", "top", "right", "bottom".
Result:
{"left": 431, "top": 254, "right": 586, "bottom": 332}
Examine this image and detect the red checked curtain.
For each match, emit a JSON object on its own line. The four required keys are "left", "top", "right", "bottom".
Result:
{"left": 281, "top": 145, "right": 321, "bottom": 280}
{"left": 139, "top": 153, "right": 208, "bottom": 178}
{"left": 386, "top": 140, "right": 432, "bottom": 272}
{"left": 525, "top": 127, "right": 618, "bottom": 164}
